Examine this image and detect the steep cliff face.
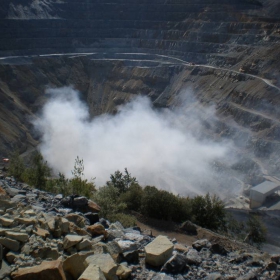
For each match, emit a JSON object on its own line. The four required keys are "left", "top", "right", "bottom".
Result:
{"left": 0, "top": 0, "right": 280, "bottom": 186}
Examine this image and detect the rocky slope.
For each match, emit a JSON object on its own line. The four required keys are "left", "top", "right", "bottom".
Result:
{"left": 0, "top": 175, "right": 280, "bottom": 280}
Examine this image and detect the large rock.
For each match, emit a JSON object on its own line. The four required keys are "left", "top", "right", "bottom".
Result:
{"left": 11, "top": 259, "right": 66, "bottom": 280}
{"left": 0, "top": 237, "right": 20, "bottom": 251}
{"left": 87, "top": 200, "right": 101, "bottom": 213}
{"left": 5, "top": 231, "right": 29, "bottom": 242}
{"left": 161, "top": 253, "right": 187, "bottom": 274}
{"left": 78, "top": 264, "right": 106, "bottom": 280}
{"left": 87, "top": 224, "right": 107, "bottom": 238}
{"left": 0, "top": 217, "right": 14, "bottom": 227}
{"left": 145, "top": 236, "right": 174, "bottom": 267}
{"left": 116, "top": 264, "right": 132, "bottom": 279}
{"left": 63, "top": 234, "right": 83, "bottom": 249}
{"left": 65, "top": 214, "right": 86, "bottom": 228}
{"left": 63, "top": 252, "right": 94, "bottom": 279}
{"left": 85, "top": 254, "right": 118, "bottom": 280}
{"left": 186, "top": 249, "right": 202, "bottom": 265}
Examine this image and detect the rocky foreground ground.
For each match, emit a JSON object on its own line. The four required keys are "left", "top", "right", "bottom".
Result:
{"left": 0, "top": 176, "right": 279, "bottom": 280}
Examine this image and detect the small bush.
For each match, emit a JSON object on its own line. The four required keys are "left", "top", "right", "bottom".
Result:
{"left": 8, "top": 150, "right": 25, "bottom": 180}
{"left": 93, "top": 185, "right": 127, "bottom": 218}
{"left": 191, "top": 193, "right": 226, "bottom": 231}
{"left": 119, "top": 183, "right": 144, "bottom": 212}
{"left": 107, "top": 213, "right": 137, "bottom": 228}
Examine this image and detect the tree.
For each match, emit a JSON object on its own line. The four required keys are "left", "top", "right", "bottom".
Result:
{"left": 70, "top": 156, "right": 95, "bottom": 197}
{"left": 8, "top": 150, "right": 25, "bottom": 180}
{"left": 191, "top": 193, "right": 226, "bottom": 231}
{"left": 22, "top": 151, "right": 51, "bottom": 189}
{"left": 106, "top": 168, "right": 137, "bottom": 193}
{"left": 244, "top": 214, "right": 267, "bottom": 248}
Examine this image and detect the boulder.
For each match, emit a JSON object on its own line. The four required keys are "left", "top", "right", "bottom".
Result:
{"left": 78, "top": 264, "right": 106, "bottom": 280}
{"left": 63, "top": 235, "right": 83, "bottom": 249}
{"left": 123, "top": 250, "right": 139, "bottom": 264}
{"left": 87, "top": 200, "right": 101, "bottom": 213}
{"left": 0, "top": 198, "right": 16, "bottom": 210}
{"left": 31, "top": 247, "right": 59, "bottom": 260}
{"left": 145, "top": 235, "right": 174, "bottom": 267}
{"left": 186, "top": 249, "right": 202, "bottom": 265}
{"left": 65, "top": 214, "right": 86, "bottom": 228}
{"left": 63, "top": 252, "right": 94, "bottom": 279}
{"left": 34, "top": 227, "right": 50, "bottom": 239}
{"left": 192, "top": 239, "right": 211, "bottom": 251}
{"left": 11, "top": 259, "right": 66, "bottom": 280}
{"left": 179, "top": 221, "right": 198, "bottom": 235}
{"left": 0, "top": 217, "right": 14, "bottom": 227}
{"left": 0, "top": 260, "right": 11, "bottom": 279}
{"left": 85, "top": 212, "right": 99, "bottom": 225}
{"left": 210, "top": 243, "right": 228, "bottom": 256}
{"left": 116, "top": 264, "right": 132, "bottom": 279}
{"left": 0, "top": 237, "right": 20, "bottom": 251}
{"left": 161, "top": 253, "right": 187, "bottom": 274}
{"left": 16, "top": 218, "right": 36, "bottom": 226}
{"left": 87, "top": 224, "right": 107, "bottom": 238}
{"left": 76, "top": 239, "right": 92, "bottom": 251}
{"left": 85, "top": 254, "right": 118, "bottom": 280}
{"left": 5, "top": 231, "right": 29, "bottom": 243}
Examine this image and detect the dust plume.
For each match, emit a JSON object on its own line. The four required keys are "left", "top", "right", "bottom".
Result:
{"left": 33, "top": 87, "right": 237, "bottom": 196}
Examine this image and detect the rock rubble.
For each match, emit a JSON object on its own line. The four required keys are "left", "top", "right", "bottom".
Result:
{"left": 0, "top": 176, "right": 279, "bottom": 279}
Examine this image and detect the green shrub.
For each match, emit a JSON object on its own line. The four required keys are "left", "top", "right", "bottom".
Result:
{"left": 245, "top": 214, "right": 267, "bottom": 248}
{"left": 119, "top": 183, "right": 144, "bottom": 212}
{"left": 191, "top": 193, "right": 226, "bottom": 231}
{"left": 106, "top": 168, "right": 137, "bottom": 193}
{"left": 93, "top": 185, "right": 127, "bottom": 218}
{"left": 107, "top": 213, "right": 137, "bottom": 228}
{"left": 8, "top": 150, "right": 25, "bottom": 180}
{"left": 21, "top": 151, "right": 51, "bottom": 189}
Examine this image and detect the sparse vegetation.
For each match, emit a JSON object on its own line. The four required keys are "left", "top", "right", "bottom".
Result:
{"left": 7, "top": 152, "right": 267, "bottom": 247}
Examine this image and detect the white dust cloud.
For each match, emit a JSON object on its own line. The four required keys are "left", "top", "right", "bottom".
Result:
{"left": 34, "top": 87, "right": 234, "bottom": 196}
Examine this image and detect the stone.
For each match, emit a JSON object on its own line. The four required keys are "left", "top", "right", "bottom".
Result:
{"left": 186, "top": 249, "right": 202, "bottom": 265}
{"left": 16, "top": 217, "right": 36, "bottom": 226}
{"left": 63, "top": 234, "right": 83, "bottom": 249}
{"left": 236, "top": 272, "right": 258, "bottom": 280}
{"left": 31, "top": 247, "right": 59, "bottom": 260}
{"left": 85, "top": 212, "right": 99, "bottom": 225}
{"left": 63, "top": 252, "right": 94, "bottom": 279}
{"left": 179, "top": 221, "right": 198, "bottom": 235}
{"left": 0, "top": 217, "right": 14, "bottom": 227}
{"left": 87, "top": 224, "right": 108, "bottom": 238}
{"left": 107, "top": 230, "right": 124, "bottom": 240}
{"left": 205, "top": 273, "right": 223, "bottom": 280}
{"left": 57, "top": 217, "right": 70, "bottom": 234}
{"left": 151, "top": 273, "right": 175, "bottom": 280}
{"left": 6, "top": 251, "right": 20, "bottom": 263}
{"left": 192, "top": 239, "right": 211, "bottom": 251}
{"left": 117, "top": 240, "right": 138, "bottom": 253}
{"left": 265, "top": 261, "right": 277, "bottom": 271}
{"left": 24, "top": 209, "right": 36, "bottom": 216}
{"left": 11, "top": 259, "right": 66, "bottom": 280}
{"left": 106, "top": 241, "right": 122, "bottom": 262}
{"left": 116, "top": 264, "right": 132, "bottom": 279}
{"left": 0, "top": 260, "right": 11, "bottom": 279}
{"left": 145, "top": 235, "right": 174, "bottom": 267}
{"left": 65, "top": 214, "right": 86, "bottom": 228}
{"left": 76, "top": 239, "right": 92, "bottom": 251}
{"left": 73, "top": 196, "right": 88, "bottom": 207}
{"left": 161, "top": 253, "right": 187, "bottom": 274}
{"left": 78, "top": 264, "right": 106, "bottom": 280}
{"left": 109, "top": 221, "right": 124, "bottom": 231}
{"left": 85, "top": 254, "right": 118, "bottom": 280}
{"left": 123, "top": 250, "right": 139, "bottom": 264}
{"left": 34, "top": 227, "right": 50, "bottom": 239}
{"left": 87, "top": 200, "right": 101, "bottom": 213}
{"left": 0, "top": 198, "right": 16, "bottom": 210}
{"left": 47, "top": 218, "right": 56, "bottom": 232}
{"left": 210, "top": 243, "right": 228, "bottom": 255}
{"left": 0, "top": 237, "right": 20, "bottom": 251}
{"left": 5, "top": 231, "right": 29, "bottom": 242}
